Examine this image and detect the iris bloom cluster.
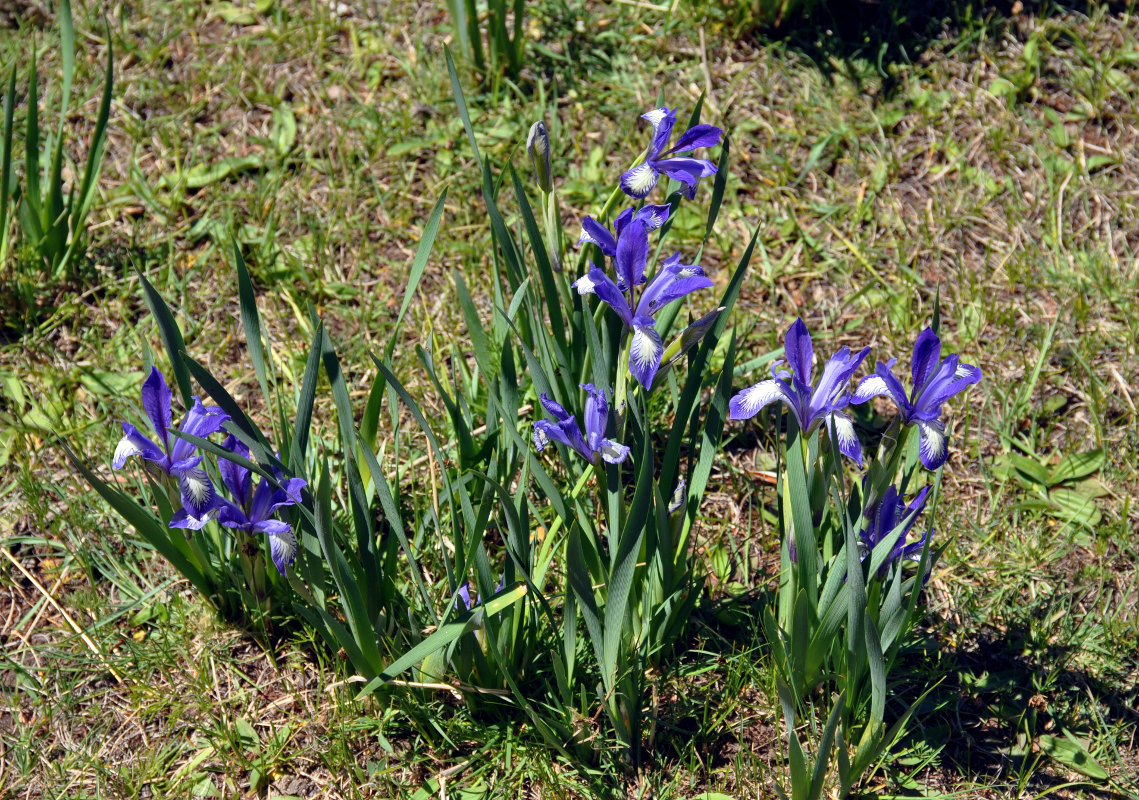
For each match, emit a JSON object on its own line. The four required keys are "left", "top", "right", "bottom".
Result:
{"left": 115, "top": 367, "right": 306, "bottom": 576}
{"left": 209, "top": 436, "right": 306, "bottom": 576}
{"left": 852, "top": 327, "right": 982, "bottom": 470}
{"left": 573, "top": 223, "right": 714, "bottom": 391}
{"left": 730, "top": 320, "right": 980, "bottom": 472}
{"left": 534, "top": 103, "right": 724, "bottom": 466}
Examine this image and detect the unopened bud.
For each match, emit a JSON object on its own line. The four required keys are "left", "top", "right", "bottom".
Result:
{"left": 527, "top": 120, "right": 552, "bottom": 193}
{"left": 661, "top": 306, "right": 725, "bottom": 369}
{"left": 668, "top": 479, "right": 686, "bottom": 515}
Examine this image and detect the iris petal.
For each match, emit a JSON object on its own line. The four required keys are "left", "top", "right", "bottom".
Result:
{"left": 829, "top": 411, "right": 863, "bottom": 468}
{"left": 177, "top": 467, "right": 216, "bottom": 517}
{"left": 910, "top": 328, "right": 942, "bottom": 394}
{"left": 581, "top": 383, "right": 609, "bottom": 445}
{"left": 852, "top": 374, "right": 890, "bottom": 405}
{"left": 653, "top": 156, "right": 709, "bottom": 187}
{"left": 140, "top": 367, "right": 173, "bottom": 452}
{"left": 642, "top": 106, "right": 676, "bottom": 157}
{"left": 728, "top": 379, "right": 790, "bottom": 421}
{"left": 258, "top": 521, "right": 297, "bottom": 576}
{"left": 113, "top": 423, "right": 164, "bottom": 469}
{"left": 218, "top": 435, "right": 251, "bottom": 507}
{"left": 578, "top": 216, "right": 617, "bottom": 255}
{"left": 784, "top": 319, "right": 814, "bottom": 386}
{"left": 615, "top": 219, "right": 649, "bottom": 291}
{"left": 917, "top": 419, "right": 948, "bottom": 470}
{"left": 596, "top": 438, "right": 630, "bottom": 464}
{"left": 664, "top": 123, "right": 722, "bottom": 155}
{"left": 636, "top": 263, "right": 713, "bottom": 317}
{"left": 629, "top": 320, "right": 664, "bottom": 390}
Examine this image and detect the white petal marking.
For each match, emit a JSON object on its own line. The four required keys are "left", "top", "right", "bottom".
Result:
{"left": 113, "top": 437, "right": 142, "bottom": 469}
{"left": 622, "top": 164, "right": 658, "bottom": 198}
{"left": 831, "top": 412, "right": 858, "bottom": 450}
{"left": 180, "top": 469, "right": 213, "bottom": 509}
{"left": 738, "top": 381, "right": 785, "bottom": 417}
{"left": 918, "top": 420, "right": 946, "bottom": 464}
{"left": 852, "top": 375, "right": 889, "bottom": 404}
{"left": 572, "top": 274, "right": 597, "bottom": 295}
{"left": 631, "top": 326, "right": 662, "bottom": 369}
{"left": 597, "top": 438, "right": 629, "bottom": 464}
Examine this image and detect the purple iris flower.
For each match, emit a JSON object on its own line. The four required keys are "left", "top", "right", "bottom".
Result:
{"left": 620, "top": 107, "right": 722, "bottom": 200}
{"left": 113, "top": 367, "right": 229, "bottom": 521}
{"left": 851, "top": 327, "right": 982, "bottom": 470}
{"left": 729, "top": 319, "right": 869, "bottom": 466}
{"left": 533, "top": 384, "right": 630, "bottom": 467}
{"left": 456, "top": 581, "right": 474, "bottom": 612}
{"left": 454, "top": 575, "right": 505, "bottom": 612}
{"left": 859, "top": 485, "right": 932, "bottom": 571}
{"left": 194, "top": 435, "right": 307, "bottom": 576}
{"left": 578, "top": 204, "right": 672, "bottom": 282}
{"left": 572, "top": 220, "right": 713, "bottom": 390}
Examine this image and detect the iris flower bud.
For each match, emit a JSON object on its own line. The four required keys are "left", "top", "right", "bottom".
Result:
{"left": 527, "top": 120, "right": 552, "bottom": 193}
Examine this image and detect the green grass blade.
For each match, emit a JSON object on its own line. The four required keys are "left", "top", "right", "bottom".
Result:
{"left": 233, "top": 240, "right": 271, "bottom": 406}
{"left": 134, "top": 266, "right": 194, "bottom": 409}
{"left": 291, "top": 321, "right": 324, "bottom": 462}
{"left": 566, "top": 522, "right": 605, "bottom": 673}
{"left": 784, "top": 419, "right": 818, "bottom": 607}
{"left": 63, "top": 22, "right": 113, "bottom": 274}
{"left": 864, "top": 610, "right": 887, "bottom": 729}
{"left": 776, "top": 676, "right": 809, "bottom": 800}
{"left": 0, "top": 68, "right": 14, "bottom": 264}
{"left": 453, "top": 269, "right": 493, "bottom": 377}
{"left": 445, "top": 46, "right": 482, "bottom": 171}
{"left": 808, "top": 691, "right": 846, "bottom": 800}
{"left": 357, "top": 436, "right": 432, "bottom": 617}
{"left": 321, "top": 327, "right": 359, "bottom": 463}
{"left": 60, "top": 441, "right": 211, "bottom": 597}
{"left": 314, "top": 458, "right": 384, "bottom": 675}
{"left": 508, "top": 165, "right": 566, "bottom": 349}
{"left": 385, "top": 190, "right": 447, "bottom": 361}
{"left": 58, "top": 0, "right": 74, "bottom": 125}
{"left": 22, "top": 48, "right": 41, "bottom": 231}
{"left": 702, "top": 132, "right": 730, "bottom": 247}
{"left": 601, "top": 436, "right": 654, "bottom": 687}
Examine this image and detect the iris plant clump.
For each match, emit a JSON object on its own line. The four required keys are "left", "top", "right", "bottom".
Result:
{"left": 727, "top": 316, "right": 980, "bottom": 798}
{"left": 82, "top": 80, "right": 985, "bottom": 789}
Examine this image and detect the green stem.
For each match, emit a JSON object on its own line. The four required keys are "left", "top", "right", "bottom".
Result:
{"left": 544, "top": 467, "right": 594, "bottom": 544}
{"left": 614, "top": 331, "right": 632, "bottom": 430}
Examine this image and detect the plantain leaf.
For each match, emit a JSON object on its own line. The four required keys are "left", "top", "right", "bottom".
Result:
{"left": 1038, "top": 732, "right": 1108, "bottom": 781}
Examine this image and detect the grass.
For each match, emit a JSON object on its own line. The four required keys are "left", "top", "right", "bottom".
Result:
{"left": 1, "top": 0, "right": 1137, "bottom": 797}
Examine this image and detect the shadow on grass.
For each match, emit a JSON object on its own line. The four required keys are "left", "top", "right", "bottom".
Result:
{"left": 752, "top": 1, "right": 1136, "bottom": 96}
{"left": 888, "top": 611, "right": 1138, "bottom": 797}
